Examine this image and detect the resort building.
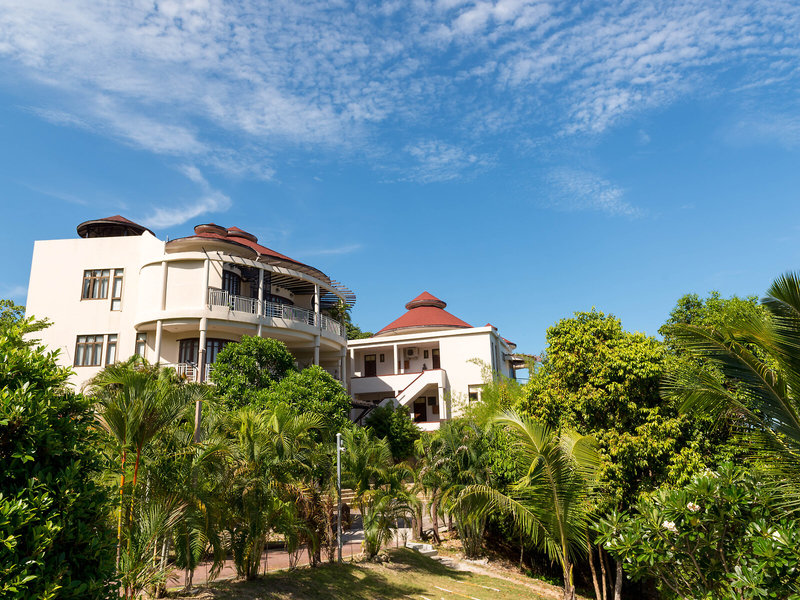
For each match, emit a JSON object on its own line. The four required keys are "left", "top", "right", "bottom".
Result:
{"left": 25, "top": 216, "right": 354, "bottom": 389}
{"left": 347, "top": 292, "right": 524, "bottom": 430}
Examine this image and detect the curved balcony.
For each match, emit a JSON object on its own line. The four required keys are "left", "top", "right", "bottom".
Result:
{"left": 207, "top": 289, "right": 346, "bottom": 339}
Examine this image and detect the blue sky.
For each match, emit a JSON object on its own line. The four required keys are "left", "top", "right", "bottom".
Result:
{"left": 2, "top": 0, "right": 800, "bottom": 356}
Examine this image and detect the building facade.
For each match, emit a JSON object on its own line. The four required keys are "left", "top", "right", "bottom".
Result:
{"left": 347, "top": 292, "right": 523, "bottom": 430}
{"left": 26, "top": 216, "right": 353, "bottom": 389}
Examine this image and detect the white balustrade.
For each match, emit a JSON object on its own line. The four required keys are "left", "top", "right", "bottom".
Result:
{"left": 207, "top": 289, "right": 344, "bottom": 337}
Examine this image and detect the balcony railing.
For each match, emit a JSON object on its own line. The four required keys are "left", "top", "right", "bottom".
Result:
{"left": 207, "top": 289, "right": 344, "bottom": 337}
{"left": 165, "top": 362, "right": 213, "bottom": 383}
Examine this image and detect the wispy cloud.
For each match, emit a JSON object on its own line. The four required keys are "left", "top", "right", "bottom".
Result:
{"left": 297, "top": 243, "right": 363, "bottom": 257}
{"left": 545, "top": 168, "right": 640, "bottom": 217}
{"left": 1, "top": 285, "right": 28, "bottom": 301}
{"left": 724, "top": 113, "right": 800, "bottom": 150}
{"left": 402, "top": 140, "right": 492, "bottom": 183}
{"left": 142, "top": 165, "right": 231, "bottom": 228}
{"left": 0, "top": 0, "right": 798, "bottom": 180}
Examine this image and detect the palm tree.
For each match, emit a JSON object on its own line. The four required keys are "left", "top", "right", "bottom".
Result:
{"left": 432, "top": 420, "right": 492, "bottom": 558}
{"left": 664, "top": 272, "right": 800, "bottom": 508}
{"left": 89, "top": 358, "right": 195, "bottom": 573}
{"left": 460, "top": 410, "right": 599, "bottom": 600}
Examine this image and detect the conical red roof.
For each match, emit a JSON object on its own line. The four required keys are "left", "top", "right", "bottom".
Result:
{"left": 374, "top": 292, "right": 471, "bottom": 336}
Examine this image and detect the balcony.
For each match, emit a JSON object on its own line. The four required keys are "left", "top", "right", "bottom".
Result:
{"left": 207, "top": 289, "right": 345, "bottom": 338}
{"left": 165, "top": 362, "right": 213, "bottom": 383}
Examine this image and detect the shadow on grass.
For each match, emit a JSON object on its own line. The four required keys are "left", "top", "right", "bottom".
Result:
{"left": 181, "top": 548, "right": 482, "bottom": 600}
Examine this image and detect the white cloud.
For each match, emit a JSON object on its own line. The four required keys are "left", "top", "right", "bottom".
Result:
{"left": 546, "top": 168, "right": 640, "bottom": 217}
{"left": 403, "top": 140, "right": 492, "bottom": 183}
{"left": 1, "top": 285, "right": 28, "bottom": 300}
{"left": 143, "top": 165, "right": 232, "bottom": 228}
{"left": 297, "top": 243, "right": 363, "bottom": 257}
{"left": 0, "top": 0, "right": 798, "bottom": 177}
{"left": 724, "top": 113, "right": 800, "bottom": 150}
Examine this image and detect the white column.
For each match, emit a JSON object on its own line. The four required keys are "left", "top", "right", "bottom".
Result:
{"left": 313, "top": 334, "right": 320, "bottom": 366}
{"left": 160, "top": 261, "right": 168, "bottom": 310}
{"left": 348, "top": 348, "right": 355, "bottom": 393}
{"left": 154, "top": 320, "right": 163, "bottom": 365}
{"left": 257, "top": 269, "right": 264, "bottom": 336}
{"left": 393, "top": 344, "right": 399, "bottom": 375}
{"left": 198, "top": 317, "right": 208, "bottom": 383}
{"left": 201, "top": 258, "right": 210, "bottom": 306}
{"left": 339, "top": 349, "right": 346, "bottom": 384}
{"left": 313, "top": 284, "right": 321, "bottom": 327}
{"left": 438, "top": 385, "right": 446, "bottom": 421}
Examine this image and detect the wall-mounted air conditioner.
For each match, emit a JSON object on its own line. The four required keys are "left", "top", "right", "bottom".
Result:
{"left": 404, "top": 347, "right": 419, "bottom": 359}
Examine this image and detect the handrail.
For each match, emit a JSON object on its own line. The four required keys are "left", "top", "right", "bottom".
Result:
{"left": 207, "top": 290, "right": 347, "bottom": 336}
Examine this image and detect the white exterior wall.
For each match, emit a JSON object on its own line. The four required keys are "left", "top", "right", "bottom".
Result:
{"left": 26, "top": 233, "right": 165, "bottom": 385}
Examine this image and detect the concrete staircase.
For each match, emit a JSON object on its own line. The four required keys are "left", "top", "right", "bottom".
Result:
{"left": 405, "top": 541, "right": 437, "bottom": 557}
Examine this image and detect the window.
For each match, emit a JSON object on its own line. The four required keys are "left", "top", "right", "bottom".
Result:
{"left": 179, "top": 338, "right": 232, "bottom": 365}
{"left": 135, "top": 333, "right": 147, "bottom": 358}
{"left": 110, "top": 269, "right": 124, "bottom": 310}
{"left": 468, "top": 384, "right": 483, "bottom": 404}
{"left": 428, "top": 396, "right": 440, "bottom": 416}
{"left": 423, "top": 349, "right": 429, "bottom": 359}
{"left": 75, "top": 335, "right": 104, "bottom": 366}
{"left": 379, "top": 353, "right": 385, "bottom": 363}
{"left": 81, "top": 269, "right": 110, "bottom": 299}
{"left": 105, "top": 334, "right": 118, "bottom": 365}
{"left": 222, "top": 270, "right": 241, "bottom": 296}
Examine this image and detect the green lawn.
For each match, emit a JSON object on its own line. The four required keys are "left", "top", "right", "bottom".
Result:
{"left": 171, "top": 548, "right": 549, "bottom": 600}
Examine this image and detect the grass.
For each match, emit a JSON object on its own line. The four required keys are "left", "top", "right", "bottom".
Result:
{"left": 170, "top": 548, "right": 549, "bottom": 600}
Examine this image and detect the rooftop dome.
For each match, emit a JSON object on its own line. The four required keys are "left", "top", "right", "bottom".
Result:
{"left": 374, "top": 292, "right": 472, "bottom": 337}
{"left": 77, "top": 215, "right": 153, "bottom": 238}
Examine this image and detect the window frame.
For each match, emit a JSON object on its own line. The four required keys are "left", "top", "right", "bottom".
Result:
{"left": 81, "top": 269, "right": 111, "bottom": 300}
{"left": 74, "top": 334, "right": 104, "bottom": 367}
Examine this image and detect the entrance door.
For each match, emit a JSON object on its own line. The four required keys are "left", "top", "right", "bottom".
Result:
{"left": 432, "top": 348, "right": 440, "bottom": 369}
{"left": 364, "top": 354, "right": 377, "bottom": 377}
{"left": 413, "top": 398, "right": 426, "bottom": 422}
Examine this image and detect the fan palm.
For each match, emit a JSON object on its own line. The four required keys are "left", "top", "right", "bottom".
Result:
{"left": 664, "top": 272, "right": 800, "bottom": 509}
{"left": 460, "top": 410, "right": 599, "bottom": 600}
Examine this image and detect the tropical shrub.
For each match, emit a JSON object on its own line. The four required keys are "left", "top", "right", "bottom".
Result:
{"left": 596, "top": 464, "right": 800, "bottom": 600}
{"left": 0, "top": 322, "right": 115, "bottom": 599}
{"left": 365, "top": 403, "right": 420, "bottom": 461}
{"left": 210, "top": 336, "right": 296, "bottom": 409}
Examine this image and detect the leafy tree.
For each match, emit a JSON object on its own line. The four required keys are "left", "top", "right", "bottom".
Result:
{"left": 261, "top": 365, "right": 352, "bottom": 436}
{"left": 0, "top": 322, "right": 115, "bottom": 599}
{"left": 462, "top": 411, "right": 600, "bottom": 600}
{"left": 596, "top": 464, "right": 800, "bottom": 600}
{"left": 365, "top": 403, "right": 421, "bottom": 461}
{"left": 664, "top": 273, "right": 800, "bottom": 510}
{"left": 210, "top": 336, "right": 296, "bottom": 409}
{"left": 0, "top": 299, "right": 50, "bottom": 336}
{"left": 327, "top": 299, "right": 372, "bottom": 340}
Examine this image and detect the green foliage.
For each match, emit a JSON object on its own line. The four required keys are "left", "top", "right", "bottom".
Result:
{"left": 461, "top": 411, "right": 600, "bottom": 600}
{"left": 664, "top": 274, "right": 800, "bottom": 510}
{"left": 0, "top": 323, "right": 115, "bottom": 599}
{"left": 0, "top": 300, "right": 50, "bottom": 336}
{"left": 596, "top": 464, "right": 800, "bottom": 600}
{"left": 517, "top": 309, "right": 704, "bottom": 510}
{"left": 326, "top": 299, "right": 372, "bottom": 339}
{"left": 365, "top": 403, "right": 421, "bottom": 461}
{"left": 261, "top": 365, "right": 352, "bottom": 437}
{"left": 210, "top": 336, "right": 296, "bottom": 409}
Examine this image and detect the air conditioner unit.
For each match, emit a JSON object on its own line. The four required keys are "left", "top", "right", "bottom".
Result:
{"left": 404, "top": 347, "right": 419, "bottom": 359}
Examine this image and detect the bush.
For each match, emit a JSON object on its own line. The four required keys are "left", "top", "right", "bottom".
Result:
{"left": 595, "top": 464, "right": 800, "bottom": 600}
{"left": 365, "top": 403, "right": 420, "bottom": 461}
{"left": 0, "top": 323, "right": 115, "bottom": 599}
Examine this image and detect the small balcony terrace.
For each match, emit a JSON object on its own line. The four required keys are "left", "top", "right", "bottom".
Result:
{"left": 207, "top": 288, "right": 345, "bottom": 338}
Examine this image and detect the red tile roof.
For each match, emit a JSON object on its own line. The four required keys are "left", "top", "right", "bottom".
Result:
{"left": 375, "top": 292, "right": 472, "bottom": 336}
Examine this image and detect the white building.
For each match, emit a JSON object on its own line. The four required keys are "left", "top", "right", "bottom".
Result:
{"left": 347, "top": 292, "right": 523, "bottom": 430}
{"left": 25, "top": 215, "right": 354, "bottom": 389}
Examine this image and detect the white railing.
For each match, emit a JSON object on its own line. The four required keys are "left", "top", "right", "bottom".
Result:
{"left": 321, "top": 314, "right": 345, "bottom": 337}
{"left": 207, "top": 289, "right": 345, "bottom": 337}
{"left": 165, "top": 362, "right": 213, "bottom": 383}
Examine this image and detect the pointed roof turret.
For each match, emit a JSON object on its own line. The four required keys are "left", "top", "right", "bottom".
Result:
{"left": 374, "top": 291, "right": 472, "bottom": 336}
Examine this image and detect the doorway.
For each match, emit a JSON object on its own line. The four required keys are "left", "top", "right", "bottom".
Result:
{"left": 432, "top": 348, "right": 440, "bottom": 369}
{"left": 364, "top": 354, "right": 377, "bottom": 377}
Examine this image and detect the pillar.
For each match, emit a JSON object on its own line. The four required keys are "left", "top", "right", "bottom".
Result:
{"left": 154, "top": 320, "right": 163, "bottom": 365}
{"left": 160, "top": 260, "right": 168, "bottom": 310}
{"left": 313, "top": 284, "right": 320, "bottom": 327}
{"left": 198, "top": 317, "right": 208, "bottom": 382}
{"left": 313, "top": 334, "right": 320, "bottom": 366}
{"left": 339, "top": 349, "right": 346, "bottom": 384}
{"left": 393, "top": 344, "right": 399, "bottom": 375}
{"left": 201, "top": 257, "right": 210, "bottom": 306}
{"left": 257, "top": 268, "right": 264, "bottom": 336}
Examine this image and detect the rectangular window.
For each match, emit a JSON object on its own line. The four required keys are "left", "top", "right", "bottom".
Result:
{"left": 75, "top": 335, "right": 104, "bottom": 366}
{"left": 81, "top": 269, "right": 110, "bottom": 299}
{"left": 135, "top": 333, "right": 147, "bottom": 358}
{"left": 222, "top": 270, "right": 241, "bottom": 296}
{"left": 110, "top": 269, "right": 124, "bottom": 310}
{"left": 468, "top": 384, "right": 483, "bottom": 404}
{"left": 379, "top": 353, "right": 385, "bottom": 363}
{"left": 105, "top": 334, "right": 117, "bottom": 365}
